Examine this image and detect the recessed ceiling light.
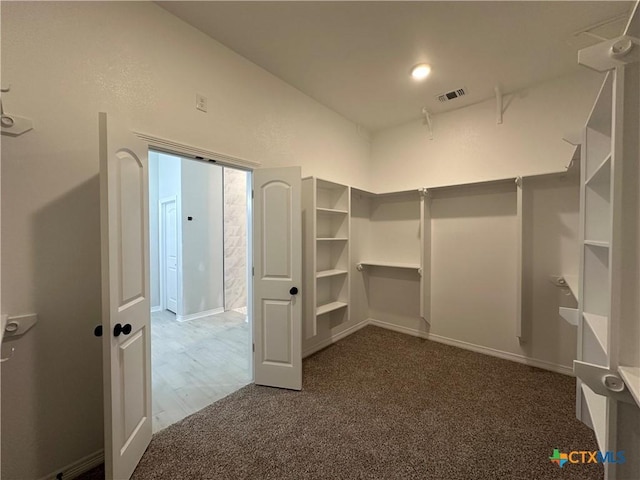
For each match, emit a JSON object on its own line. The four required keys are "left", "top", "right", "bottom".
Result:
{"left": 410, "top": 63, "right": 431, "bottom": 80}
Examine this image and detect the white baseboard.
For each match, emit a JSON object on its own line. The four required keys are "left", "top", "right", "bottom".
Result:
{"left": 38, "top": 449, "right": 104, "bottom": 480}
{"left": 303, "top": 319, "right": 370, "bottom": 358}
{"left": 176, "top": 307, "right": 225, "bottom": 322}
{"left": 368, "top": 318, "right": 574, "bottom": 376}
{"left": 151, "top": 306, "right": 162, "bottom": 313}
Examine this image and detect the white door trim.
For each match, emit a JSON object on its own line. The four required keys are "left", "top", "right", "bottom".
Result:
{"left": 135, "top": 131, "right": 261, "bottom": 169}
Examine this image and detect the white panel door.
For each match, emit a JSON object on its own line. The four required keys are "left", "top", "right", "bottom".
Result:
{"left": 162, "top": 199, "right": 178, "bottom": 313}
{"left": 99, "top": 112, "right": 152, "bottom": 480}
{"left": 253, "top": 167, "right": 302, "bottom": 390}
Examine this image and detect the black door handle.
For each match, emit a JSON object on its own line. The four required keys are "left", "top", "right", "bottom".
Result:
{"left": 290, "top": 287, "right": 299, "bottom": 295}
{"left": 114, "top": 323, "right": 133, "bottom": 337}
{"left": 94, "top": 325, "right": 103, "bottom": 337}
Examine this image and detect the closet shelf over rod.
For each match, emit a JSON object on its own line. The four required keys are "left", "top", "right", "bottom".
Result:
{"left": 356, "top": 262, "right": 422, "bottom": 275}
{"left": 316, "top": 207, "right": 348, "bottom": 214}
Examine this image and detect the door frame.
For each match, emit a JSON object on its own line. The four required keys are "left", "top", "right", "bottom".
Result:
{"left": 103, "top": 124, "right": 303, "bottom": 478}
{"left": 144, "top": 142, "right": 260, "bottom": 388}
{"left": 158, "top": 195, "right": 180, "bottom": 314}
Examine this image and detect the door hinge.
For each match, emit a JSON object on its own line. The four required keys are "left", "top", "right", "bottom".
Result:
{"left": 252, "top": 343, "right": 255, "bottom": 353}
{"left": 252, "top": 190, "right": 254, "bottom": 199}
{"left": 252, "top": 266, "right": 255, "bottom": 276}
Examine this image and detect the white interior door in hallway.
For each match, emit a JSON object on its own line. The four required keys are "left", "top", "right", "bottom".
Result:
{"left": 161, "top": 197, "right": 178, "bottom": 313}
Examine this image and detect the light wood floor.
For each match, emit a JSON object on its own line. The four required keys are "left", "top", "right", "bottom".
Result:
{"left": 151, "top": 309, "right": 251, "bottom": 433}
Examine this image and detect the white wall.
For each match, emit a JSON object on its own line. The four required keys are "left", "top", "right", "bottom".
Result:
{"left": 370, "top": 71, "right": 604, "bottom": 192}
{"left": 429, "top": 187, "right": 519, "bottom": 352}
{"left": 520, "top": 174, "right": 580, "bottom": 369}
{"left": 0, "top": 2, "right": 371, "bottom": 478}
{"left": 180, "top": 160, "right": 224, "bottom": 317}
{"left": 223, "top": 168, "right": 249, "bottom": 312}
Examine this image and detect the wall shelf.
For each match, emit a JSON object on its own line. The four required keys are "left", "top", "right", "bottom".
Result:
{"left": 574, "top": 36, "right": 640, "bottom": 476}
{"left": 356, "top": 261, "right": 421, "bottom": 274}
{"left": 316, "top": 301, "right": 348, "bottom": 316}
{"left": 559, "top": 307, "right": 579, "bottom": 326}
{"left": 316, "top": 269, "right": 348, "bottom": 279}
{"left": 316, "top": 207, "right": 348, "bottom": 215}
{"left": 618, "top": 366, "right": 640, "bottom": 409}
{"left": 584, "top": 240, "right": 610, "bottom": 248}
{"left": 303, "top": 177, "right": 351, "bottom": 340}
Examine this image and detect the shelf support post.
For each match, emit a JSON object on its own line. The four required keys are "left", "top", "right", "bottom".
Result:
{"left": 495, "top": 86, "right": 503, "bottom": 125}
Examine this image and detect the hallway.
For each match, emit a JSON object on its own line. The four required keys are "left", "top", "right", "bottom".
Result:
{"left": 151, "top": 309, "right": 251, "bottom": 432}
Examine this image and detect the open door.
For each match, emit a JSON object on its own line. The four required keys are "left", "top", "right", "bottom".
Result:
{"left": 253, "top": 167, "right": 302, "bottom": 390}
{"left": 99, "top": 113, "right": 152, "bottom": 480}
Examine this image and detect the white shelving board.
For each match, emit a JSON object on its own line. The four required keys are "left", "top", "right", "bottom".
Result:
{"left": 582, "top": 383, "right": 607, "bottom": 452}
{"left": 618, "top": 366, "right": 640, "bottom": 408}
{"left": 585, "top": 155, "right": 611, "bottom": 186}
{"left": 559, "top": 307, "right": 579, "bottom": 326}
{"left": 316, "top": 269, "right": 348, "bottom": 279}
{"left": 583, "top": 312, "right": 609, "bottom": 357}
{"left": 316, "top": 301, "right": 348, "bottom": 316}
{"left": 317, "top": 207, "right": 348, "bottom": 214}
{"left": 317, "top": 237, "right": 348, "bottom": 241}
{"left": 564, "top": 274, "right": 580, "bottom": 301}
{"left": 584, "top": 240, "right": 610, "bottom": 248}
{"left": 357, "top": 261, "right": 421, "bottom": 271}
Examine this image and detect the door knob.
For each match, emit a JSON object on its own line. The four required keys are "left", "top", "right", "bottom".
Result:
{"left": 289, "top": 287, "right": 299, "bottom": 295}
{"left": 114, "top": 323, "right": 132, "bottom": 337}
{"left": 94, "top": 325, "right": 103, "bottom": 337}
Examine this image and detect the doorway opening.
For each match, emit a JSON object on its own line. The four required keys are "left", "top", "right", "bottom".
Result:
{"left": 148, "top": 150, "right": 252, "bottom": 432}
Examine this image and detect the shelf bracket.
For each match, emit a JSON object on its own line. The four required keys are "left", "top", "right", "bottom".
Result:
{"left": 356, "top": 264, "right": 364, "bottom": 272}
{"left": 1, "top": 86, "right": 34, "bottom": 137}
{"left": 574, "top": 360, "right": 635, "bottom": 404}
{"left": 4, "top": 313, "right": 38, "bottom": 338}
{"left": 578, "top": 34, "right": 640, "bottom": 71}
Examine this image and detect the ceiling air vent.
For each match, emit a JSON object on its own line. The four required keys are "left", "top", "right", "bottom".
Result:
{"left": 436, "top": 87, "right": 467, "bottom": 103}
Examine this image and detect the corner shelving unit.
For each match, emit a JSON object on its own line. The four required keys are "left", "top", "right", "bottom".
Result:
{"left": 572, "top": 17, "right": 640, "bottom": 476}
{"left": 575, "top": 70, "right": 616, "bottom": 455}
{"left": 302, "top": 177, "right": 350, "bottom": 339}
{"left": 351, "top": 187, "right": 430, "bottom": 322}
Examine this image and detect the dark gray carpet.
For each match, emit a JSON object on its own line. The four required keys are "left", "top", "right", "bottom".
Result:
{"left": 80, "top": 326, "right": 602, "bottom": 479}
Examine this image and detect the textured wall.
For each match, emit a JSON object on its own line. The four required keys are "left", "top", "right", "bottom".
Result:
{"left": 181, "top": 161, "right": 224, "bottom": 317}
{"left": 223, "top": 168, "right": 248, "bottom": 313}
{"left": 370, "top": 71, "right": 604, "bottom": 193}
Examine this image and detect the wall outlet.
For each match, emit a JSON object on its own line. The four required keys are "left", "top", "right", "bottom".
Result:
{"left": 196, "top": 94, "right": 207, "bottom": 113}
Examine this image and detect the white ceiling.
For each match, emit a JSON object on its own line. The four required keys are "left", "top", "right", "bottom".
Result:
{"left": 159, "top": 1, "right": 633, "bottom": 132}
